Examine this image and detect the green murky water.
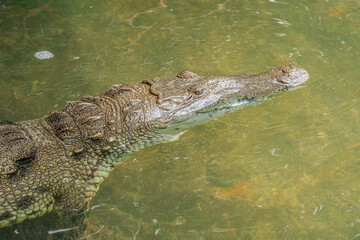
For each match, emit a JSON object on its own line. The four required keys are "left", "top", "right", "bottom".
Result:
{"left": 0, "top": 0, "right": 359, "bottom": 239}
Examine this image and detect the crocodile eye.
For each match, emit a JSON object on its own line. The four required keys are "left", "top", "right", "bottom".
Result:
{"left": 192, "top": 85, "right": 205, "bottom": 96}
{"left": 194, "top": 89, "right": 203, "bottom": 95}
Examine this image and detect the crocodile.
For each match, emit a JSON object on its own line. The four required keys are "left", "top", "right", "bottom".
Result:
{"left": 0, "top": 65, "right": 309, "bottom": 231}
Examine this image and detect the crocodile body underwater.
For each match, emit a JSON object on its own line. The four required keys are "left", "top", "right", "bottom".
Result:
{"left": 0, "top": 65, "right": 309, "bottom": 230}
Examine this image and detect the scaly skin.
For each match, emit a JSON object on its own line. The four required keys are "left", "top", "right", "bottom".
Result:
{"left": 0, "top": 65, "right": 309, "bottom": 228}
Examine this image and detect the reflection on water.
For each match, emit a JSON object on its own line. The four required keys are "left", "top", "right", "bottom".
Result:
{"left": 0, "top": 0, "right": 359, "bottom": 239}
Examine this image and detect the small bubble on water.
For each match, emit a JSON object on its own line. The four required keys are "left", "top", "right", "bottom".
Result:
{"left": 34, "top": 50, "right": 54, "bottom": 60}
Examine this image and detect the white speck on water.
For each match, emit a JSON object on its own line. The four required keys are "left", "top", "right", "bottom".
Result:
{"left": 73, "top": 56, "right": 80, "bottom": 60}
{"left": 270, "top": 148, "right": 280, "bottom": 156}
{"left": 48, "top": 226, "right": 79, "bottom": 234}
{"left": 34, "top": 50, "right": 54, "bottom": 60}
{"left": 313, "top": 204, "right": 324, "bottom": 215}
{"left": 272, "top": 17, "right": 292, "bottom": 26}
{"left": 269, "top": 0, "right": 288, "bottom": 4}
{"left": 90, "top": 203, "right": 108, "bottom": 210}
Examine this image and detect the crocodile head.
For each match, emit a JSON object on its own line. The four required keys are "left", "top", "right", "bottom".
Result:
{"left": 143, "top": 65, "right": 309, "bottom": 133}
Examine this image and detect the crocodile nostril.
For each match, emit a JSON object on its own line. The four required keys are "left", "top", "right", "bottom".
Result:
{"left": 281, "top": 65, "right": 294, "bottom": 73}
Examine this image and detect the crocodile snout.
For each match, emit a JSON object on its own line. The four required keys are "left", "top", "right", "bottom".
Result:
{"left": 277, "top": 65, "right": 309, "bottom": 87}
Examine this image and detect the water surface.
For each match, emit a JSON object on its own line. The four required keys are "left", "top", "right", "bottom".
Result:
{"left": 0, "top": 0, "right": 359, "bottom": 239}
